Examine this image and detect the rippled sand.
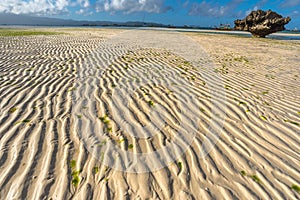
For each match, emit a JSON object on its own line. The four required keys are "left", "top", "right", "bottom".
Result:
{"left": 0, "top": 28, "right": 299, "bottom": 199}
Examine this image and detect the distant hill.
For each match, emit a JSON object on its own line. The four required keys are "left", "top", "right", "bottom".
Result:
{"left": 0, "top": 13, "right": 167, "bottom": 27}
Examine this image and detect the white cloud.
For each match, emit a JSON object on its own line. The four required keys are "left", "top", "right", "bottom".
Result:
{"left": 0, "top": 0, "right": 69, "bottom": 15}
{"left": 245, "top": 6, "right": 258, "bottom": 16}
{"left": 56, "top": 0, "right": 69, "bottom": 10}
{"left": 77, "top": 0, "right": 90, "bottom": 8}
{"left": 96, "top": 0, "right": 172, "bottom": 14}
{"left": 280, "top": 0, "right": 300, "bottom": 8}
{"left": 183, "top": 0, "right": 189, "bottom": 8}
{"left": 0, "top": 0, "right": 172, "bottom": 16}
{"left": 76, "top": 8, "right": 93, "bottom": 16}
{"left": 243, "top": 0, "right": 269, "bottom": 17}
{"left": 290, "top": 10, "right": 300, "bottom": 17}
{"left": 76, "top": 8, "right": 85, "bottom": 14}
{"left": 188, "top": 0, "right": 243, "bottom": 17}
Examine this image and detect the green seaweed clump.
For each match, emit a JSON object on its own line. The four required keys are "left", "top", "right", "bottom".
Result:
{"left": 291, "top": 184, "right": 300, "bottom": 193}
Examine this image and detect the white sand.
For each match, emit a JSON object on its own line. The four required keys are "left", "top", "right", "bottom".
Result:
{"left": 0, "top": 28, "right": 299, "bottom": 199}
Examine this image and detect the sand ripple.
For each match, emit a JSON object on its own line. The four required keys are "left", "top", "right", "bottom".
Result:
{"left": 0, "top": 28, "right": 299, "bottom": 199}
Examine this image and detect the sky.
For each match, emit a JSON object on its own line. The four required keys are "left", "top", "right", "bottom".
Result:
{"left": 0, "top": 0, "right": 299, "bottom": 28}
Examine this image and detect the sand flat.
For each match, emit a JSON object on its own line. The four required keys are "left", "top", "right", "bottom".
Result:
{"left": 0, "top": 28, "right": 299, "bottom": 199}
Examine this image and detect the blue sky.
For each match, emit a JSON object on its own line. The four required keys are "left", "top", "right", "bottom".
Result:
{"left": 0, "top": 0, "right": 299, "bottom": 28}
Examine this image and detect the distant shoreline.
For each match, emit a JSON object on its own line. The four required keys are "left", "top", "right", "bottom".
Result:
{"left": 1, "top": 25, "right": 299, "bottom": 40}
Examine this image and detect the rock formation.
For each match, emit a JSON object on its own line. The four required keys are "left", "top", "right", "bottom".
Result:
{"left": 234, "top": 10, "right": 291, "bottom": 38}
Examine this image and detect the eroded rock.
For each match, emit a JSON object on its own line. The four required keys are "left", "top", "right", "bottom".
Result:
{"left": 234, "top": 10, "right": 291, "bottom": 38}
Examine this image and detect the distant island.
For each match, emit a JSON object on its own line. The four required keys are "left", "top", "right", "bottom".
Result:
{"left": 0, "top": 13, "right": 207, "bottom": 29}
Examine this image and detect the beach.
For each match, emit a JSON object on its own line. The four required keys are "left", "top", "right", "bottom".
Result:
{"left": 0, "top": 28, "right": 299, "bottom": 199}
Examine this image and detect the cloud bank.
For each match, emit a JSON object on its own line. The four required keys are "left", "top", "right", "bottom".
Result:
{"left": 0, "top": 0, "right": 172, "bottom": 15}
{"left": 0, "top": 0, "right": 70, "bottom": 15}
{"left": 96, "top": 0, "right": 172, "bottom": 14}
